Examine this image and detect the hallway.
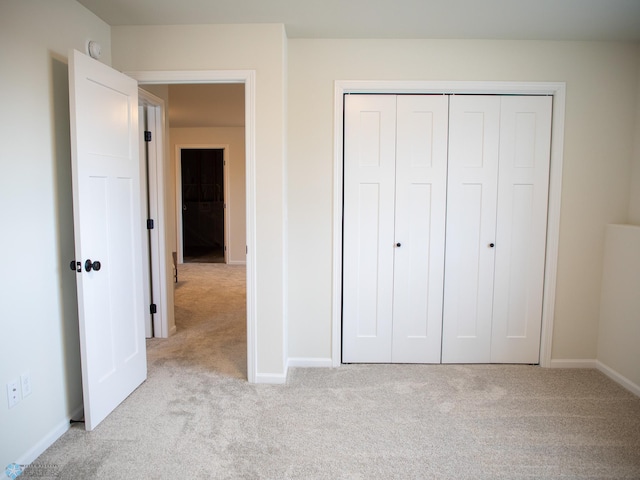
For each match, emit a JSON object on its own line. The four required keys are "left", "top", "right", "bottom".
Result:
{"left": 148, "top": 263, "right": 247, "bottom": 377}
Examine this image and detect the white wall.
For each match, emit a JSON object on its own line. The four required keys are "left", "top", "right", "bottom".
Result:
{"left": 168, "top": 84, "right": 245, "bottom": 128}
{"left": 0, "top": 0, "right": 111, "bottom": 469}
{"left": 287, "top": 39, "right": 640, "bottom": 362}
{"left": 170, "top": 127, "right": 246, "bottom": 264}
{"left": 112, "top": 24, "right": 288, "bottom": 378}
{"left": 629, "top": 59, "right": 640, "bottom": 224}
{"left": 597, "top": 225, "right": 640, "bottom": 392}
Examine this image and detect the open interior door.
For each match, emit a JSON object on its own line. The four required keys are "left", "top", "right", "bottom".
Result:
{"left": 68, "top": 49, "right": 147, "bottom": 431}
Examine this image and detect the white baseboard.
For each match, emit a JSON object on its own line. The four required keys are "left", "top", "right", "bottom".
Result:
{"left": 549, "top": 358, "right": 639, "bottom": 397}
{"left": 549, "top": 358, "right": 597, "bottom": 369}
{"left": 14, "top": 404, "right": 83, "bottom": 467}
{"left": 596, "top": 361, "right": 640, "bottom": 397}
{"left": 254, "top": 372, "right": 288, "bottom": 384}
{"left": 287, "top": 357, "right": 334, "bottom": 368}
{"left": 228, "top": 260, "right": 246, "bottom": 266}
{"left": 254, "top": 358, "right": 334, "bottom": 384}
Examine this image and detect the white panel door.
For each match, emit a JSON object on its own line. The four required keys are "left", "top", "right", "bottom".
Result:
{"left": 490, "top": 96, "right": 552, "bottom": 363}
{"left": 442, "top": 96, "right": 500, "bottom": 363}
{"left": 391, "top": 95, "right": 448, "bottom": 363}
{"left": 342, "top": 95, "right": 397, "bottom": 362}
{"left": 69, "top": 50, "right": 147, "bottom": 430}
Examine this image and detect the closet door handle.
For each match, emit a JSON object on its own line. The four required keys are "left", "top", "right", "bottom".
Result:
{"left": 489, "top": 243, "right": 495, "bottom": 248}
{"left": 396, "top": 243, "right": 402, "bottom": 247}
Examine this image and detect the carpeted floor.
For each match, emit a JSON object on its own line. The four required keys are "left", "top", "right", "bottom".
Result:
{"left": 20, "top": 264, "right": 640, "bottom": 479}
{"left": 183, "top": 246, "right": 226, "bottom": 264}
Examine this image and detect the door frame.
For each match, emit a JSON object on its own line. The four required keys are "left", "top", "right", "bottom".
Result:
{"left": 332, "top": 81, "right": 566, "bottom": 368}
{"left": 176, "top": 144, "right": 230, "bottom": 264}
{"left": 138, "top": 88, "right": 169, "bottom": 338}
{"left": 125, "top": 70, "right": 257, "bottom": 384}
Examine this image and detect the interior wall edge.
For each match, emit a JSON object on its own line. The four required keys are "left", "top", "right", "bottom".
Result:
{"left": 596, "top": 360, "right": 640, "bottom": 397}
{"left": 14, "top": 404, "right": 84, "bottom": 467}
{"left": 548, "top": 359, "right": 598, "bottom": 368}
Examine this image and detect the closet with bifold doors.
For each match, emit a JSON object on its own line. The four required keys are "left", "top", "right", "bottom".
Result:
{"left": 342, "top": 93, "right": 552, "bottom": 365}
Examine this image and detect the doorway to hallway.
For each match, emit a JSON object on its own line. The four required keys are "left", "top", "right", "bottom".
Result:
{"left": 180, "top": 147, "right": 226, "bottom": 263}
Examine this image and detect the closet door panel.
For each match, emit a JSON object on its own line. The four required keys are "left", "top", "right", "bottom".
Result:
{"left": 442, "top": 96, "right": 500, "bottom": 363}
{"left": 491, "top": 96, "right": 552, "bottom": 363}
{"left": 342, "top": 95, "right": 397, "bottom": 362}
{"left": 392, "top": 95, "right": 448, "bottom": 363}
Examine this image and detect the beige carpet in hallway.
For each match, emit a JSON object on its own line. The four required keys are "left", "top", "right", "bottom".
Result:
{"left": 19, "top": 263, "right": 640, "bottom": 479}
{"left": 148, "top": 263, "right": 248, "bottom": 379}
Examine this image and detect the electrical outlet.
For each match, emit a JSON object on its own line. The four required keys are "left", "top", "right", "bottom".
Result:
{"left": 7, "top": 380, "right": 20, "bottom": 408}
{"left": 21, "top": 372, "right": 32, "bottom": 398}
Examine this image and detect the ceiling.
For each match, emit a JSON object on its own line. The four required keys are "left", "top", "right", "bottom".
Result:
{"left": 77, "top": 0, "right": 640, "bottom": 41}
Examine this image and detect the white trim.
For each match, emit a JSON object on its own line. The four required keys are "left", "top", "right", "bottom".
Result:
{"left": 332, "top": 83, "right": 344, "bottom": 368}
{"left": 12, "top": 404, "right": 84, "bottom": 468}
{"left": 546, "top": 359, "right": 640, "bottom": 397}
{"left": 147, "top": 104, "right": 164, "bottom": 337}
{"left": 175, "top": 144, "right": 230, "bottom": 265}
{"left": 223, "top": 145, "right": 231, "bottom": 264}
{"left": 288, "top": 357, "right": 334, "bottom": 368}
{"left": 255, "top": 373, "right": 288, "bottom": 384}
{"left": 596, "top": 361, "right": 640, "bottom": 397}
{"left": 539, "top": 85, "right": 566, "bottom": 367}
{"left": 548, "top": 359, "right": 598, "bottom": 369}
{"left": 245, "top": 71, "right": 258, "bottom": 385}
{"left": 127, "top": 70, "right": 254, "bottom": 85}
{"left": 138, "top": 89, "right": 170, "bottom": 338}
{"left": 138, "top": 105, "right": 153, "bottom": 338}
{"left": 332, "top": 80, "right": 566, "bottom": 369}
{"left": 333, "top": 80, "right": 565, "bottom": 96}
{"left": 127, "top": 70, "right": 257, "bottom": 384}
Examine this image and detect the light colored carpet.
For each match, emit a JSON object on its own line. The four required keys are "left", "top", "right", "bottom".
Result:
{"left": 21, "top": 264, "right": 640, "bottom": 479}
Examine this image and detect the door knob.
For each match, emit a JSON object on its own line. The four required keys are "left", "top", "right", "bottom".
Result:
{"left": 69, "top": 260, "right": 81, "bottom": 273}
{"left": 489, "top": 243, "right": 495, "bottom": 248}
{"left": 396, "top": 243, "right": 402, "bottom": 247}
{"left": 84, "top": 259, "right": 101, "bottom": 272}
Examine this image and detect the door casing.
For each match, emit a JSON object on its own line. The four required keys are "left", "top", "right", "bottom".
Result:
{"left": 138, "top": 88, "right": 170, "bottom": 338}
{"left": 333, "top": 81, "right": 566, "bottom": 368}
{"left": 176, "top": 145, "right": 230, "bottom": 265}
{"left": 126, "top": 70, "right": 257, "bottom": 384}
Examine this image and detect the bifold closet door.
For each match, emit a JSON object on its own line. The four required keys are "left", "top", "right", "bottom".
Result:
{"left": 342, "top": 95, "right": 448, "bottom": 363}
{"left": 441, "top": 96, "right": 500, "bottom": 363}
{"left": 442, "top": 95, "right": 552, "bottom": 364}
{"left": 391, "top": 95, "right": 448, "bottom": 363}
{"left": 490, "top": 96, "right": 552, "bottom": 363}
{"left": 342, "top": 95, "right": 397, "bottom": 363}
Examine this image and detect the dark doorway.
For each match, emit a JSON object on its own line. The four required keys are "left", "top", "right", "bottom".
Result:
{"left": 181, "top": 148, "right": 225, "bottom": 263}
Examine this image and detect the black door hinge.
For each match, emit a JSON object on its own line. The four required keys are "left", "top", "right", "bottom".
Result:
{"left": 144, "top": 131, "right": 152, "bottom": 142}
{"left": 147, "top": 219, "right": 154, "bottom": 229}
{"left": 150, "top": 304, "right": 157, "bottom": 314}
